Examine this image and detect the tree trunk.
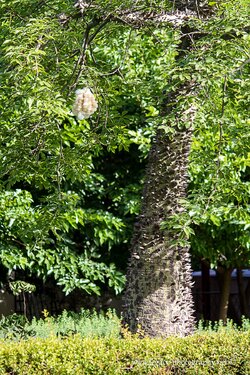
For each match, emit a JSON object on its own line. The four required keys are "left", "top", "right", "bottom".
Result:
{"left": 123, "top": 125, "right": 195, "bottom": 337}
{"left": 201, "top": 259, "right": 211, "bottom": 321}
{"left": 121, "top": 0, "right": 216, "bottom": 339}
{"left": 237, "top": 268, "right": 249, "bottom": 318}
{"left": 217, "top": 266, "right": 232, "bottom": 323}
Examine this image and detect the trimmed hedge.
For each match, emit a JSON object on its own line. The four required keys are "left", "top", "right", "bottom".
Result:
{"left": 0, "top": 330, "right": 249, "bottom": 374}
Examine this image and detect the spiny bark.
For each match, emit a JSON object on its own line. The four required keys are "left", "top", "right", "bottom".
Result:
{"left": 122, "top": 4, "right": 202, "bottom": 336}
{"left": 123, "top": 126, "right": 195, "bottom": 337}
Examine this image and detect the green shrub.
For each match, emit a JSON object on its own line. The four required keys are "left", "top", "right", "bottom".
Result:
{"left": 0, "top": 309, "right": 121, "bottom": 340}
{"left": 0, "top": 330, "right": 249, "bottom": 374}
{"left": 196, "top": 318, "right": 249, "bottom": 333}
{"left": 0, "top": 314, "right": 29, "bottom": 340}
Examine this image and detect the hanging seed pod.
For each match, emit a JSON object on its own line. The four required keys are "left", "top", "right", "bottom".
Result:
{"left": 72, "top": 88, "right": 98, "bottom": 120}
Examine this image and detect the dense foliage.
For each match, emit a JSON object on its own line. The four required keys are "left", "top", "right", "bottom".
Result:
{"left": 0, "top": 0, "right": 249, "bottom": 306}
{"left": 0, "top": 309, "right": 121, "bottom": 339}
{"left": 0, "top": 1, "right": 178, "bottom": 294}
{"left": 161, "top": 1, "right": 250, "bottom": 270}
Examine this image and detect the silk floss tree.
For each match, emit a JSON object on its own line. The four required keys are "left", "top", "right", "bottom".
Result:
{"left": 1, "top": 0, "right": 243, "bottom": 336}
{"left": 122, "top": 0, "right": 249, "bottom": 336}
{"left": 121, "top": 1, "right": 221, "bottom": 337}
{"left": 122, "top": 82, "right": 197, "bottom": 337}
{"left": 70, "top": 2, "right": 198, "bottom": 335}
{"left": 72, "top": 0, "right": 221, "bottom": 338}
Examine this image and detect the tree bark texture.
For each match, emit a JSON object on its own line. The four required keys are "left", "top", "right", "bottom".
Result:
{"left": 217, "top": 266, "right": 232, "bottom": 323}
{"left": 123, "top": 125, "right": 195, "bottom": 337}
{"left": 237, "top": 268, "right": 249, "bottom": 318}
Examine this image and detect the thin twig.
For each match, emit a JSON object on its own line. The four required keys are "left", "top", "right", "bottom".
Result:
{"left": 231, "top": 58, "right": 250, "bottom": 74}
{"left": 64, "top": 24, "right": 91, "bottom": 96}
{"left": 56, "top": 122, "right": 64, "bottom": 199}
{"left": 216, "top": 75, "right": 227, "bottom": 177}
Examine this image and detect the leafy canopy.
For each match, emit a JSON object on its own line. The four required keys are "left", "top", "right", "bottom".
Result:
{"left": 162, "top": 0, "right": 250, "bottom": 269}
{"left": 0, "top": 0, "right": 176, "bottom": 294}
